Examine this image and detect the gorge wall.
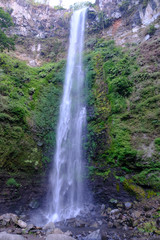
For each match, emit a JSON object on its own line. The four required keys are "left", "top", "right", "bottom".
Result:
{"left": 0, "top": 0, "right": 160, "bottom": 217}
{"left": 0, "top": 0, "right": 160, "bottom": 65}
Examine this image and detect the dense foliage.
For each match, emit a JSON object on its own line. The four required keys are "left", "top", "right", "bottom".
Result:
{"left": 85, "top": 38, "right": 160, "bottom": 190}
{"left": 0, "top": 7, "right": 15, "bottom": 51}
{"left": 0, "top": 53, "right": 65, "bottom": 173}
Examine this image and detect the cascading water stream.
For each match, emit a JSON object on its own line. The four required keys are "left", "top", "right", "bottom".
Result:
{"left": 47, "top": 8, "right": 87, "bottom": 222}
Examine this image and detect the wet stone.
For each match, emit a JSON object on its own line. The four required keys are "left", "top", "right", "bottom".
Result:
{"left": 43, "top": 222, "right": 55, "bottom": 231}
{"left": 83, "top": 229, "right": 101, "bottom": 240}
{"left": 17, "top": 220, "right": 27, "bottom": 229}
{"left": 0, "top": 232, "right": 25, "bottom": 240}
{"left": 124, "top": 202, "right": 132, "bottom": 210}
{"left": 14, "top": 229, "right": 23, "bottom": 235}
{"left": 101, "top": 204, "right": 105, "bottom": 212}
{"left": 46, "top": 234, "right": 76, "bottom": 240}
{"left": 131, "top": 211, "right": 141, "bottom": 219}
{"left": 110, "top": 209, "right": 120, "bottom": 215}
{"left": 108, "top": 221, "right": 114, "bottom": 228}
{"left": 75, "top": 220, "right": 86, "bottom": 228}
{"left": 90, "top": 222, "right": 98, "bottom": 228}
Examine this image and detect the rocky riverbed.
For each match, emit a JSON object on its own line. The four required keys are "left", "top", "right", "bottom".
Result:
{"left": 1, "top": 196, "right": 160, "bottom": 240}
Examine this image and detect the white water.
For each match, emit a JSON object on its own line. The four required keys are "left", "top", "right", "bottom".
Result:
{"left": 47, "top": 8, "right": 87, "bottom": 222}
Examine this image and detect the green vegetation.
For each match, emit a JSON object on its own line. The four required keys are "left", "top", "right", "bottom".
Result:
{"left": 70, "top": 1, "right": 93, "bottom": 10}
{"left": 54, "top": 5, "right": 65, "bottom": 10}
{"left": 123, "top": 179, "right": 146, "bottom": 199}
{"left": 147, "top": 24, "right": 156, "bottom": 36}
{"left": 85, "top": 40, "right": 137, "bottom": 169}
{"left": 138, "top": 221, "right": 157, "bottom": 234}
{"left": 155, "top": 138, "right": 160, "bottom": 151}
{"left": 0, "top": 7, "right": 16, "bottom": 51}
{"left": 6, "top": 177, "right": 20, "bottom": 187}
{"left": 0, "top": 52, "right": 65, "bottom": 173}
{"left": 26, "top": 0, "right": 49, "bottom": 6}
{"left": 85, "top": 38, "right": 160, "bottom": 189}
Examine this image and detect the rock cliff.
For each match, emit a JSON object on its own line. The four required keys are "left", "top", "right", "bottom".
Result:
{"left": 88, "top": 0, "right": 160, "bottom": 45}
{"left": 0, "top": 0, "right": 71, "bottom": 66}
{"left": 1, "top": 0, "right": 160, "bottom": 65}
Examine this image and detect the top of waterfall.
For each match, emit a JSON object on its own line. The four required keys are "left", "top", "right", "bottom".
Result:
{"left": 74, "top": 7, "right": 88, "bottom": 12}
{"left": 37, "top": 0, "right": 95, "bottom": 9}
{"left": 54, "top": 0, "right": 94, "bottom": 8}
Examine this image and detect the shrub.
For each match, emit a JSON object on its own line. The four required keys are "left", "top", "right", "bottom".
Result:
{"left": 6, "top": 178, "right": 20, "bottom": 187}
{"left": 155, "top": 138, "right": 160, "bottom": 146}
{"left": 109, "top": 76, "right": 133, "bottom": 97}
{"left": 133, "top": 169, "right": 160, "bottom": 190}
{"left": 54, "top": 5, "right": 65, "bottom": 10}
{"left": 147, "top": 25, "right": 156, "bottom": 36}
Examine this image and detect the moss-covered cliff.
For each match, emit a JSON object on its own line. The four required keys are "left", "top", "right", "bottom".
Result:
{"left": 0, "top": 53, "right": 65, "bottom": 174}
{"left": 85, "top": 35, "right": 160, "bottom": 192}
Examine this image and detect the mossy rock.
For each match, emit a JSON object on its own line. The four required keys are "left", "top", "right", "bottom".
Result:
{"left": 123, "top": 179, "right": 146, "bottom": 199}
{"left": 0, "top": 52, "right": 65, "bottom": 174}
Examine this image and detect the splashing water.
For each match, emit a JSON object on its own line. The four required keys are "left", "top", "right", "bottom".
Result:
{"left": 47, "top": 8, "right": 87, "bottom": 222}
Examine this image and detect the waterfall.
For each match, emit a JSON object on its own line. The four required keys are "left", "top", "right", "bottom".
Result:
{"left": 47, "top": 8, "right": 87, "bottom": 222}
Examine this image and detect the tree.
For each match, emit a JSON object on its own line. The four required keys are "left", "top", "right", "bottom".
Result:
{"left": 0, "top": 7, "right": 15, "bottom": 52}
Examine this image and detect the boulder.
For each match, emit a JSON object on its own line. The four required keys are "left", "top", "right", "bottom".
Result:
{"left": 53, "top": 228, "right": 63, "bottom": 234}
{"left": 43, "top": 222, "right": 55, "bottom": 231}
{"left": 14, "top": 229, "right": 22, "bottom": 235}
{"left": 17, "top": 220, "right": 27, "bottom": 229}
{"left": 46, "top": 234, "right": 76, "bottom": 240}
{"left": 46, "top": 228, "right": 64, "bottom": 235}
{"left": 124, "top": 202, "right": 132, "bottom": 210}
{"left": 90, "top": 222, "right": 98, "bottom": 228}
{"left": 108, "top": 221, "right": 113, "bottom": 228}
{"left": 110, "top": 209, "right": 120, "bottom": 215}
{"left": 64, "top": 231, "right": 73, "bottom": 236}
{"left": 75, "top": 219, "right": 86, "bottom": 228}
{"left": 0, "top": 232, "right": 25, "bottom": 240}
{"left": 0, "top": 214, "right": 18, "bottom": 225}
{"left": 25, "top": 224, "right": 34, "bottom": 231}
{"left": 84, "top": 229, "right": 101, "bottom": 240}
{"left": 131, "top": 210, "right": 142, "bottom": 219}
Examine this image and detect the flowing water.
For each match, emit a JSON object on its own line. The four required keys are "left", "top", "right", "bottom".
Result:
{"left": 47, "top": 8, "right": 87, "bottom": 222}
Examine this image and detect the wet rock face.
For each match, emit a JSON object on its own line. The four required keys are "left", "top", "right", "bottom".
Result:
{"left": 0, "top": 173, "right": 47, "bottom": 217}
{"left": 0, "top": 0, "right": 70, "bottom": 66}
{"left": 99, "top": 0, "right": 160, "bottom": 25}
{"left": 0, "top": 0, "right": 70, "bottom": 38}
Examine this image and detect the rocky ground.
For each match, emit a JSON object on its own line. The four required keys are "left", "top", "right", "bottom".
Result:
{"left": 1, "top": 173, "right": 160, "bottom": 240}
{"left": 1, "top": 196, "right": 160, "bottom": 240}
